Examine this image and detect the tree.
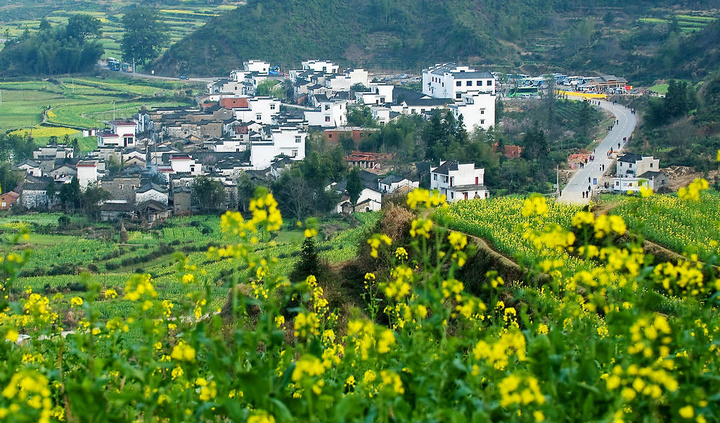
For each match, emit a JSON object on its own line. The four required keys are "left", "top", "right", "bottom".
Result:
{"left": 82, "top": 186, "right": 110, "bottom": 220}
{"left": 59, "top": 177, "right": 82, "bottom": 211}
{"left": 346, "top": 168, "right": 362, "bottom": 210}
{"left": 192, "top": 176, "right": 227, "bottom": 213}
{"left": 290, "top": 238, "right": 321, "bottom": 282}
{"left": 66, "top": 15, "right": 101, "bottom": 42}
{"left": 121, "top": 7, "right": 168, "bottom": 68}
{"left": 0, "top": 163, "right": 21, "bottom": 194}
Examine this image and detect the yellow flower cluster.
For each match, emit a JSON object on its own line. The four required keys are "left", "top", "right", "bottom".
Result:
{"left": 384, "top": 265, "right": 413, "bottom": 301}
{"left": 410, "top": 218, "right": 433, "bottom": 239}
{"left": 170, "top": 341, "right": 196, "bottom": 362}
{"left": 473, "top": 330, "right": 527, "bottom": 370}
{"left": 367, "top": 234, "right": 392, "bottom": 258}
{"left": 654, "top": 259, "right": 705, "bottom": 296}
{"left": 347, "top": 320, "right": 395, "bottom": 360}
{"left": 678, "top": 178, "right": 708, "bottom": 201}
{"left": 448, "top": 231, "right": 468, "bottom": 250}
{"left": 406, "top": 188, "right": 446, "bottom": 209}
{"left": 379, "top": 370, "right": 404, "bottom": 395}
{"left": 594, "top": 215, "right": 626, "bottom": 238}
{"left": 522, "top": 194, "right": 549, "bottom": 218}
{"left": 124, "top": 274, "right": 158, "bottom": 301}
{"left": 294, "top": 312, "right": 320, "bottom": 339}
{"left": 524, "top": 224, "right": 576, "bottom": 252}
{"left": 498, "top": 374, "right": 545, "bottom": 408}
{"left": 1, "top": 370, "right": 52, "bottom": 423}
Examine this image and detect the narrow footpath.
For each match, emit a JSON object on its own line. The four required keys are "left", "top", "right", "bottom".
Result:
{"left": 558, "top": 100, "right": 637, "bottom": 205}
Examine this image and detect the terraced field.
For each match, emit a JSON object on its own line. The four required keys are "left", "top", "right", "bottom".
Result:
{"left": 0, "top": 2, "right": 239, "bottom": 61}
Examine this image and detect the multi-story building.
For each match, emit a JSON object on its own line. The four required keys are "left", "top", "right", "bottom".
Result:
{"left": 430, "top": 160, "right": 489, "bottom": 202}
{"left": 422, "top": 63, "right": 495, "bottom": 100}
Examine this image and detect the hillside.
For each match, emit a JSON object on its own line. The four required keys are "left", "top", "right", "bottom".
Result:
{"left": 154, "top": 0, "right": 720, "bottom": 76}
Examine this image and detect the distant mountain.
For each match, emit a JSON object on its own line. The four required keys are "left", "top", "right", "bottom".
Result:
{"left": 153, "top": 0, "right": 720, "bottom": 77}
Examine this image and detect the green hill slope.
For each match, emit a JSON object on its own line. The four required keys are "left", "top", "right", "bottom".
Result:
{"left": 154, "top": 0, "right": 720, "bottom": 76}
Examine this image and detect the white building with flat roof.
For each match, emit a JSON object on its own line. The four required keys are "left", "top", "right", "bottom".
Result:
{"left": 302, "top": 60, "right": 340, "bottom": 74}
{"left": 250, "top": 126, "right": 307, "bottom": 170}
{"left": 449, "top": 93, "right": 496, "bottom": 132}
{"left": 422, "top": 63, "right": 495, "bottom": 100}
{"left": 430, "top": 160, "right": 489, "bottom": 202}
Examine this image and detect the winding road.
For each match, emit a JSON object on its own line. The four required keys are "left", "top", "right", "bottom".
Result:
{"left": 558, "top": 100, "right": 637, "bottom": 205}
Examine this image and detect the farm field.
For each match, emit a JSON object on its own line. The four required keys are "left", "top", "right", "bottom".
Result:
{"left": 0, "top": 1, "right": 239, "bottom": 61}
{"left": 0, "top": 76, "right": 198, "bottom": 147}
{"left": 0, "top": 211, "right": 378, "bottom": 319}
{"left": 3, "top": 191, "right": 720, "bottom": 421}
{"left": 638, "top": 13, "right": 717, "bottom": 33}
{"left": 611, "top": 190, "right": 720, "bottom": 258}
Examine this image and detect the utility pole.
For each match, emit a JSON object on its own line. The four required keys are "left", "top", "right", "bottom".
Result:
{"left": 556, "top": 165, "right": 560, "bottom": 197}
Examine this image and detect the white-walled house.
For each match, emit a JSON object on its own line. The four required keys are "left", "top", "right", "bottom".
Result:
{"left": 335, "top": 188, "right": 382, "bottom": 214}
{"left": 613, "top": 153, "right": 668, "bottom": 193}
{"left": 135, "top": 183, "right": 169, "bottom": 206}
{"left": 18, "top": 160, "right": 43, "bottom": 177}
{"left": 378, "top": 175, "right": 419, "bottom": 194}
{"left": 449, "top": 93, "right": 496, "bottom": 132}
{"left": 98, "top": 121, "right": 137, "bottom": 148}
{"left": 233, "top": 97, "right": 280, "bottom": 125}
{"left": 249, "top": 126, "right": 306, "bottom": 170}
{"left": 357, "top": 83, "right": 394, "bottom": 106}
{"left": 422, "top": 63, "right": 496, "bottom": 100}
{"left": 430, "top": 160, "right": 489, "bottom": 202}
{"left": 305, "top": 99, "right": 348, "bottom": 127}
{"left": 169, "top": 154, "right": 202, "bottom": 175}
{"left": 327, "top": 69, "right": 370, "bottom": 92}
{"left": 76, "top": 161, "right": 98, "bottom": 189}
{"left": 302, "top": 60, "right": 339, "bottom": 74}
{"left": 244, "top": 60, "right": 271, "bottom": 74}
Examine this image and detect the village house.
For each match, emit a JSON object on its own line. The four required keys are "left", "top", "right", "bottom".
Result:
{"left": 305, "top": 96, "right": 348, "bottom": 127}
{"left": 135, "top": 183, "right": 169, "bottom": 206}
{"left": 449, "top": 92, "right": 496, "bottom": 131}
{"left": 0, "top": 191, "right": 20, "bottom": 210}
{"left": 430, "top": 160, "right": 489, "bottom": 202}
{"left": 378, "top": 175, "right": 419, "bottom": 194}
{"left": 323, "top": 127, "right": 380, "bottom": 147}
{"left": 97, "top": 121, "right": 137, "bottom": 148}
{"left": 17, "top": 160, "right": 43, "bottom": 177}
{"left": 357, "top": 83, "right": 394, "bottom": 106}
{"left": 613, "top": 153, "right": 668, "bottom": 193}
{"left": 422, "top": 63, "right": 496, "bottom": 100}
{"left": 75, "top": 160, "right": 98, "bottom": 189}
{"left": 33, "top": 145, "right": 73, "bottom": 160}
{"left": 326, "top": 68, "right": 370, "bottom": 92}
{"left": 249, "top": 126, "right": 307, "bottom": 170}
{"left": 301, "top": 60, "right": 340, "bottom": 74}
{"left": 345, "top": 151, "right": 393, "bottom": 173}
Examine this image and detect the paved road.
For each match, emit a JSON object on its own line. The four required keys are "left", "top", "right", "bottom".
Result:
{"left": 558, "top": 100, "right": 637, "bottom": 205}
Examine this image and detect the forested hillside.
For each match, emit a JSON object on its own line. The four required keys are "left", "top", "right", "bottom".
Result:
{"left": 154, "top": 0, "right": 720, "bottom": 77}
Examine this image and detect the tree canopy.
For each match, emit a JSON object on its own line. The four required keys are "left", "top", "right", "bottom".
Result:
{"left": 121, "top": 7, "right": 168, "bottom": 68}
{"left": 0, "top": 14, "right": 103, "bottom": 76}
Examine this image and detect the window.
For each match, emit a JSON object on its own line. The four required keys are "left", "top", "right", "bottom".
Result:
{"left": 325, "top": 105, "right": 330, "bottom": 111}
{"left": 629, "top": 164, "right": 633, "bottom": 168}
{"left": 466, "top": 81, "right": 472, "bottom": 86}
{"left": 650, "top": 163, "right": 653, "bottom": 168}
{"left": 325, "top": 116, "right": 331, "bottom": 122}
{"left": 255, "top": 114, "right": 262, "bottom": 121}
{"left": 476, "top": 81, "right": 482, "bottom": 86}
{"left": 291, "top": 149, "right": 298, "bottom": 157}
{"left": 487, "top": 80, "right": 492, "bottom": 86}
{"left": 328, "top": 134, "right": 333, "bottom": 139}
{"left": 481, "top": 110, "right": 485, "bottom": 114}
{"left": 450, "top": 192, "right": 454, "bottom": 199}
{"left": 456, "top": 81, "right": 461, "bottom": 87}
{"left": 295, "top": 136, "right": 302, "bottom": 143}
{"left": 270, "top": 104, "right": 276, "bottom": 110}
{"left": 433, "top": 174, "right": 437, "bottom": 180}
{"left": 456, "top": 93, "right": 462, "bottom": 99}
{"left": 480, "top": 119, "right": 485, "bottom": 124}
